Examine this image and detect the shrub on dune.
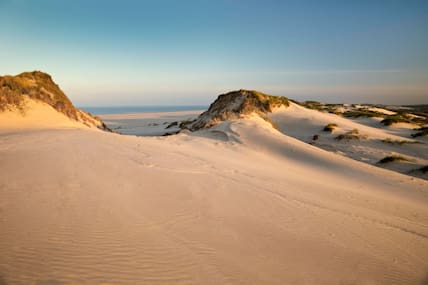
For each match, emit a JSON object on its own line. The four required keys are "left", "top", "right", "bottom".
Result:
{"left": 323, "top": 123, "right": 338, "bottom": 133}
{"left": 335, "top": 129, "right": 364, "bottom": 141}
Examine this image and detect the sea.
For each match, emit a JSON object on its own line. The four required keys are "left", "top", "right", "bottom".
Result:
{"left": 79, "top": 105, "right": 208, "bottom": 115}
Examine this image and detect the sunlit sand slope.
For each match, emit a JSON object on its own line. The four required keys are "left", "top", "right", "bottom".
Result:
{"left": 1, "top": 116, "right": 427, "bottom": 284}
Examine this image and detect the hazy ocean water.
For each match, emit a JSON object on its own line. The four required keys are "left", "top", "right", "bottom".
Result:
{"left": 80, "top": 105, "right": 207, "bottom": 115}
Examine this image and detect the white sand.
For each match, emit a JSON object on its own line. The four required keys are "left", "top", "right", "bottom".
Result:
{"left": 269, "top": 103, "right": 428, "bottom": 179}
{"left": 0, "top": 97, "right": 89, "bottom": 131}
{"left": 367, "top": 107, "right": 397, "bottom": 115}
{"left": 1, "top": 103, "right": 428, "bottom": 284}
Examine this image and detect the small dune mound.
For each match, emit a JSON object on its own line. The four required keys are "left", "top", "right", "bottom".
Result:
{"left": 0, "top": 71, "right": 110, "bottom": 130}
{"left": 323, "top": 123, "right": 338, "bottom": 133}
{"left": 185, "top": 89, "right": 289, "bottom": 131}
{"left": 335, "top": 129, "right": 367, "bottom": 141}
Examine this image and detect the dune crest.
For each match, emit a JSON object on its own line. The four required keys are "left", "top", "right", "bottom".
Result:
{"left": 0, "top": 71, "right": 109, "bottom": 130}
{"left": 185, "top": 89, "right": 289, "bottom": 130}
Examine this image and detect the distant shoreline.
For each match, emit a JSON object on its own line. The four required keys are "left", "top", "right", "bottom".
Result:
{"left": 98, "top": 110, "right": 203, "bottom": 120}
{"left": 97, "top": 109, "right": 203, "bottom": 136}
{"left": 79, "top": 105, "right": 208, "bottom": 115}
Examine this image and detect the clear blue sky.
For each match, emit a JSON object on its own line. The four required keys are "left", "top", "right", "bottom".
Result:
{"left": 1, "top": 0, "right": 427, "bottom": 105}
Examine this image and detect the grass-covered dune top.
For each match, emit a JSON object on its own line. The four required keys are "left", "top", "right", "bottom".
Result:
{"left": 0, "top": 71, "right": 79, "bottom": 119}
{"left": 0, "top": 71, "right": 109, "bottom": 130}
{"left": 186, "top": 89, "right": 289, "bottom": 131}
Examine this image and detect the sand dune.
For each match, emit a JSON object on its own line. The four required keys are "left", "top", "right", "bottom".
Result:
{"left": 0, "top": 97, "right": 91, "bottom": 131}
{"left": 1, "top": 105, "right": 428, "bottom": 284}
{"left": 270, "top": 103, "right": 428, "bottom": 179}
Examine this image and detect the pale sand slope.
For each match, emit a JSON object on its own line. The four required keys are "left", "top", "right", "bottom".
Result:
{"left": 1, "top": 113, "right": 428, "bottom": 284}
{"left": 269, "top": 103, "right": 428, "bottom": 179}
{"left": 0, "top": 97, "right": 100, "bottom": 132}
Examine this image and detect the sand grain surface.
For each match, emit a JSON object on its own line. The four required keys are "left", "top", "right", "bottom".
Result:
{"left": 1, "top": 109, "right": 428, "bottom": 284}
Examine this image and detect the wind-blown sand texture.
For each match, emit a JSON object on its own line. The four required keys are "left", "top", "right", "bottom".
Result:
{"left": 1, "top": 100, "right": 428, "bottom": 284}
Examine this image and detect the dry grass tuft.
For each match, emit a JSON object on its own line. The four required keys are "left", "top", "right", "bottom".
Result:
{"left": 323, "top": 123, "right": 338, "bottom": 133}
{"left": 378, "top": 155, "right": 409, "bottom": 164}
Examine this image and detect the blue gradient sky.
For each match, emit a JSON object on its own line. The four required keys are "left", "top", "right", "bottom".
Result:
{"left": 1, "top": 0, "right": 427, "bottom": 105}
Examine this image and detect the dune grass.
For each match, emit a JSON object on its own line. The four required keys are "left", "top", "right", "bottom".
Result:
{"left": 381, "top": 138, "right": 420, "bottom": 145}
{"left": 335, "top": 129, "right": 363, "bottom": 141}
{"left": 378, "top": 155, "right": 409, "bottom": 164}
{"left": 0, "top": 71, "right": 79, "bottom": 120}
{"left": 381, "top": 115, "right": 412, "bottom": 126}
{"left": 293, "top": 100, "right": 344, "bottom": 114}
{"left": 323, "top": 123, "right": 338, "bottom": 133}
{"left": 343, "top": 109, "right": 383, "bottom": 118}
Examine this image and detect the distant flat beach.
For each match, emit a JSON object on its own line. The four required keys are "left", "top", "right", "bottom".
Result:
{"left": 80, "top": 105, "right": 207, "bottom": 115}
{"left": 98, "top": 109, "right": 204, "bottom": 136}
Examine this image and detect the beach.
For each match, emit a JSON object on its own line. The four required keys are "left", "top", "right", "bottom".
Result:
{"left": 98, "top": 110, "right": 203, "bottom": 136}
